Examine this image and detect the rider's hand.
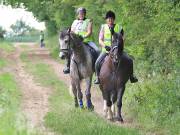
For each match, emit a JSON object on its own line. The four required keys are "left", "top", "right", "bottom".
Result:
{"left": 82, "top": 35, "right": 87, "bottom": 39}
{"left": 105, "top": 46, "right": 111, "bottom": 52}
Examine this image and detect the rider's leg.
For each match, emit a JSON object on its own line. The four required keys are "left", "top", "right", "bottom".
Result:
{"left": 123, "top": 52, "right": 138, "bottom": 83}
{"left": 129, "top": 62, "right": 138, "bottom": 83}
{"left": 88, "top": 42, "right": 100, "bottom": 52}
{"left": 94, "top": 53, "right": 107, "bottom": 84}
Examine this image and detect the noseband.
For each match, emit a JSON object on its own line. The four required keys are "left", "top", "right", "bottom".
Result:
{"left": 110, "top": 45, "right": 118, "bottom": 58}
{"left": 110, "top": 45, "right": 121, "bottom": 69}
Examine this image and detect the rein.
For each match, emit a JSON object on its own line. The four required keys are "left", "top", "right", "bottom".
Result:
{"left": 67, "top": 30, "right": 81, "bottom": 78}
{"left": 109, "top": 45, "right": 121, "bottom": 88}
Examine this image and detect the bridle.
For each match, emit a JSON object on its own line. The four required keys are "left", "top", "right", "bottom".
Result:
{"left": 59, "top": 28, "right": 71, "bottom": 56}
{"left": 110, "top": 45, "right": 119, "bottom": 63}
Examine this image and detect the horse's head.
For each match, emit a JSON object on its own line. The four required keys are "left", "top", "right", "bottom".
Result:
{"left": 59, "top": 28, "right": 83, "bottom": 52}
{"left": 59, "top": 28, "right": 71, "bottom": 59}
{"left": 110, "top": 32, "right": 124, "bottom": 65}
{"left": 59, "top": 28, "right": 71, "bottom": 52}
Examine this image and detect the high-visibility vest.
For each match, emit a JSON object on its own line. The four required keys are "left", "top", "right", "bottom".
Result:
{"left": 74, "top": 19, "right": 92, "bottom": 43}
{"left": 102, "top": 24, "right": 121, "bottom": 52}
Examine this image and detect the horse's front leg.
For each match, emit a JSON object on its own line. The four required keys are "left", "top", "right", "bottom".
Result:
{"left": 106, "top": 93, "right": 113, "bottom": 120}
{"left": 85, "top": 77, "right": 94, "bottom": 110}
{"left": 103, "top": 100, "right": 108, "bottom": 117}
{"left": 76, "top": 81, "right": 84, "bottom": 108}
{"left": 117, "top": 85, "right": 125, "bottom": 122}
{"left": 71, "top": 81, "right": 78, "bottom": 107}
{"left": 111, "top": 90, "right": 117, "bottom": 118}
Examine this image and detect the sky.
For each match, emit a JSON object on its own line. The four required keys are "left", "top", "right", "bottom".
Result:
{"left": 0, "top": 4, "right": 45, "bottom": 31}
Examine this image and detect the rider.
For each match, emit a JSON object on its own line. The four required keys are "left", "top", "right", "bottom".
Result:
{"left": 40, "top": 31, "right": 44, "bottom": 47}
{"left": 94, "top": 10, "right": 138, "bottom": 84}
{"left": 63, "top": 7, "right": 99, "bottom": 74}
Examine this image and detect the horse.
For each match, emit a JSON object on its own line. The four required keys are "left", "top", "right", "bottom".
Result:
{"left": 99, "top": 31, "right": 133, "bottom": 122}
{"left": 59, "top": 29, "right": 99, "bottom": 109}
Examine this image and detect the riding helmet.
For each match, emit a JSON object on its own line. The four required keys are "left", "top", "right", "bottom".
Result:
{"left": 77, "top": 7, "right": 86, "bottom": 14}
{"left": 105, "top": 10, "right": 115, "bottom": 19}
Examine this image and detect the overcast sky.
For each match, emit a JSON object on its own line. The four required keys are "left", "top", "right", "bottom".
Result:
{"left": 0, "top": 4, "right": 45, "bottom": 31}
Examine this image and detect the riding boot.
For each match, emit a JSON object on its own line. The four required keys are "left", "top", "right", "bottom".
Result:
{"left": 63, "top": 57, "right": 70, "bottom": 74}
{"left": 94, "top": 75, "right": 100, "bottom": 84}
{"left": 94, "top": 53, "right": 107, "bottom": 84}
{"left": 94, "top": 58, "right": 100, "bottom": 84}
{"left": 130, "top": 74, "right": 138, "bottom": 83}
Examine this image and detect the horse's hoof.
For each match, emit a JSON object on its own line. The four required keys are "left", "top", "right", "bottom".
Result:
{"left": 116, "top": 117, "right": 124, "bottom": 123}
{"left": 86, "top": 100, "right": 94, "bottom": 111}
{"left": 79, "top": 104, "right": 84, "bottom": 109}
{"left": 104, "top": 112, "right": 107, "bottom": 118}
{"left": 86, "top": 105, "right": 94, "bottom": 111}
{"left": 107, "top": 117, "right": 113, "bottom": 121}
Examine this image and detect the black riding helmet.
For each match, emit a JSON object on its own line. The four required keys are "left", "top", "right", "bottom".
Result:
{"left": 105, "top": 10, "right": 115, "bottom": 20}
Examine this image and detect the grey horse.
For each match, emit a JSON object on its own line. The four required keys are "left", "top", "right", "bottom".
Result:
{"left": 59, "top": 29, "right": 99, "bottom": 109}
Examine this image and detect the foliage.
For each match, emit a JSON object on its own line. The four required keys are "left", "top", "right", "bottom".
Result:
{"left": 10, "top": 19, "right": 32, "bottom": 36}
{"left": 124, "top": 73, "right": 180, "bottom": 135}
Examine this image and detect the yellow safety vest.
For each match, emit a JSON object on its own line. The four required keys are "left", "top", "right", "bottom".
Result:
{"left": 74, "top": 19, "right": 92, "bottom": 43}
{"left": 102, "top": 24, "right": 121, "bottom": 52}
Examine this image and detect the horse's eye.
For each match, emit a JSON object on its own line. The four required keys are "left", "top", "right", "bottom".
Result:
{"left": 65, "top": 40, "right": 68, "bottom": 43}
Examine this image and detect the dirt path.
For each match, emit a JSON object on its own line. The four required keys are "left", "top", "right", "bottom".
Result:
{"left": 8, "top": 43, "right": 54, "bottom": 135}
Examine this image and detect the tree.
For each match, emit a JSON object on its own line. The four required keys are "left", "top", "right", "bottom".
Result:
{"left": 10, "top": 20, "right": 31, "bottom": 36}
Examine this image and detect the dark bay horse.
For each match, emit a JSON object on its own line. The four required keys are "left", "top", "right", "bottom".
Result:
{"left": 99, "top": 32, "right": 133, "bottom": 122}
{"left": 59, "top": 29, "right": 99, "bottom": 109}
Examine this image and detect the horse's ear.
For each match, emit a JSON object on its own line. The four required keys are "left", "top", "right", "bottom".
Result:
{"left": 67, "top": 27, "right": 71, "bottom": 33}
{"left": 120, "top": 28, "right": 124, "bottom": 37}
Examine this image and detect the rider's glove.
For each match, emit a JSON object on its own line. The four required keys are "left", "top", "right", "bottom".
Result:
{"left": 82, "top": 35, "right": 87, "bottom": 39}
{"left": 105, "top": 46, "right": 111, "bottom": 52}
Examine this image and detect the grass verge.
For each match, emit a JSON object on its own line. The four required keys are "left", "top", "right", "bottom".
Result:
{"left": 0, "top": 42, "right": 40, "bottom": 135}
{"left": 0, "top": 58, "right": 6, "bottom": 69}
{"left": 0, "top": 73, "right": 38, "bottom": 135}
{"left": 0, "top": 41, "right": 15, "bottom": 52}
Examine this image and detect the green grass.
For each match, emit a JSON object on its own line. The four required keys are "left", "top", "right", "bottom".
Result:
{"left": 45, "top": 36, "right": 69, "bottom": 65}
{"left": 45, "top": 36, "right": 60, "bottom": 59}
{"left": 0, "top": 73, "right": 38, "bottom": 135}
{"left": 124, "top": 74, "right": 180, "bottom": 135}
{"left": 20, "top": 52, "right": 140, "bottom": 135}
{"left": 0, "top": 41, "right": 15, "bottom": 52}
{"left": 0, "top": 58, "right": 6, "bottom": 68}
